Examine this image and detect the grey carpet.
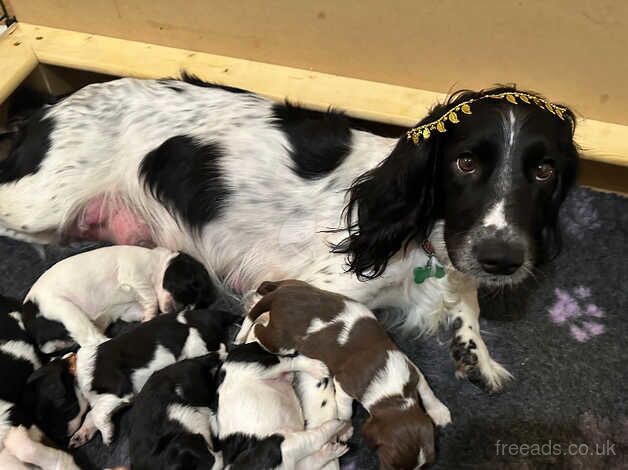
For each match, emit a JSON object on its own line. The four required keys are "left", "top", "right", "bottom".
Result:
{"left": 0, "top": 186, "right": 626, "bottom": 469}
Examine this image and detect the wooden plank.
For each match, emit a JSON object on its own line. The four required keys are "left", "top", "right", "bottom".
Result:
{"left": 12, "top": 23, "right": 628, "bottom": 167}
{"left": 0, "top": 25, "right": 38, "bottom": 104}
{"left": 9, "top": 0, "right": 628, "bottom": 127}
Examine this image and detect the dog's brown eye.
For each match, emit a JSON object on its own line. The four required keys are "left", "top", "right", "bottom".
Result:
{"left": 456, "top": 153, "right": 478, "bottom": 174}
{"left": 535, "top": 161, "right": 555, "bottom": 182}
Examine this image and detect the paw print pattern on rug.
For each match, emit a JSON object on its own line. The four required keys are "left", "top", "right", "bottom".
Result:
{"left": 548, "top": 287, "right": 606, "bottom": 342}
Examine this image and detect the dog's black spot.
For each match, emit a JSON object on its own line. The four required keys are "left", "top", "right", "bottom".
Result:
{"left": 0, "top": 110, "right": 53, "bottom": 183}
{"left": 220, "top": 432, "right": 284, "bottom": 469}
{"left": 468, "top": 339, "right": 477, "bottom": 350}
{"left": 452, "top": 317, "right": 463, "bottom": 330}
{"left": 139, "top": 135, "right": 230, "bottom": 232}
{"left": 178, "top": 72, "right": 251, "bottom": 94}
{"left": 321, "top": 400, "right": 327, "bottom": 407}
{"left": 226, "top": 342, "right": 280, "bottom": 368}
{"left": 272, "top": 102, "right": 352, "bottom": 180}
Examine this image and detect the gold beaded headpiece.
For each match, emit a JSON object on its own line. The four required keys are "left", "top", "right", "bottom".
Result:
{"left": 406, "top": 91, "right": 570, "bottom": 145}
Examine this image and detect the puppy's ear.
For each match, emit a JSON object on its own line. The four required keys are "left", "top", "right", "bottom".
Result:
{"left": 256, "top": 280, "right": 280, "bottom": 295}
{"left": 333, "top": 134, "right": 441, "bottom": 279}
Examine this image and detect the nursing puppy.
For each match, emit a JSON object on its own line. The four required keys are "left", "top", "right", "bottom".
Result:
{"left": 238, "top": 280, "right": 452, "bottom": 469}
{"left": 217, "top": 342, "right": 350, "bottom": 469}
{"left": 129, "top": 353, "right": 224, "bottom": 470}
{"left": 0, "top": 295, "right": 80, "bottom": 470}
{"left": 29, "top": 306, "right": 231, "bottom": 448}
{"left": 24, "top": 245, "right": 215, "bottom": 354}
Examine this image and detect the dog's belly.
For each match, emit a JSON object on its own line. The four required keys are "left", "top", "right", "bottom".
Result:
{"left": 65, "top": 195, "right": 154, "bottom": 247}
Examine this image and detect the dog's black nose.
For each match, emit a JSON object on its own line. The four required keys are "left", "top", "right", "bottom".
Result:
{"left": 475, "top": 240, "right": 524, "bottom": 275}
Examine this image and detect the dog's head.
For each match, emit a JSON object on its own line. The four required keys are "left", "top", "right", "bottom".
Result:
{"left": 161, "top": 252, "right": 216, "bottom": 312}
{"left": 23, "top": 353, "right": 87, "bottom": 445}
{"left": 336, "top": 87, "right": 578, "bottom": 286}
{"left": 363, "top": 402, "right": 435, "bottom": 470}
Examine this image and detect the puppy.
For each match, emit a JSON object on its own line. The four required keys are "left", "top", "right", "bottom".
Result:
{"left": 29, "top": 306, "right": 232, "bottom": 448}
{"left": 249, "top": 312, "right": 342, "bottom": 470}
{"left": 217, "top": 342, "right": 350, "bottom": 469}
{"left": 24, "top": 246, "right": 215, "bottom": 353}
{"left": 0, "top": 295, "right": 80, "bottom": 470}
{"left": 238, "top": 280, "right": 452, "bottom": 469}
{"left": 129, "top": 353, "right": 224, "bottom": 470}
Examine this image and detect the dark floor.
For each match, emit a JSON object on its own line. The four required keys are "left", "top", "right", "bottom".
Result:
{"left": 0, "top": 186, "right": 626, "bottom": 469}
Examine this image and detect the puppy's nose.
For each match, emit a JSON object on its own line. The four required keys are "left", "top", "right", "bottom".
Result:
{"left": 475, "top": 240, "right": 524, "bottom": 275}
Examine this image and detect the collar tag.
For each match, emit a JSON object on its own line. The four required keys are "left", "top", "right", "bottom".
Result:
{"left": 414, "top": 240, "right": 446, "bottom": 284}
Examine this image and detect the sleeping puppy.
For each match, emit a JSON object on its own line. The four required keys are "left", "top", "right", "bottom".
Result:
{"left": 237, "top": 280, "right": 452, "bottom": 469}
{"left": 129, "top": 353, "right": 224, "bottom": 470}
{"left": 0, "top": 295, "right": 80, "bottom": 470}
{"left": 28, "top": 306, "right": 232, "bottom": 449}
{"left": 251, "top": 312, "right": 342, "bottom": 470}
{"left": 23, "top": 245, "right": 215, "bottom": 354}
{"left": 217, "top": 342, "right": 351, "bottom": 469}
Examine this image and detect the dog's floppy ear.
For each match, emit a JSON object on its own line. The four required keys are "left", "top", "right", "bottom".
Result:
{"left": 538, "top": 113, "right": 579, "bottom": 264}
{"left": 362, "top": 415, "right": 383, "bottom": 449}
{"left": 333, "top": 132, "right": 441, "bottom": 279}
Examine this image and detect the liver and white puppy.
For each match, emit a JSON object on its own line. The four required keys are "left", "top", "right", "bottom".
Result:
{"left": 24, "top": 245, "right": 215, "bottom": 353}
{"left": 237, "top": 280, "right": 452, "bottom": 469}
{"left": 129, "top": 352, "right": 224, "bottom": 470}
{"left": 0, "top": 295, "right": 80, "bottom": 470}
{"left": 217, "top": 342, "right": 350, "bottom": 469}
{"left": 250, "top": 313, "right": 342, "bottom": 470}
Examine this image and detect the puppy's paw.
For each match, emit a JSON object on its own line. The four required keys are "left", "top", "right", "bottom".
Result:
{"left": 427, "top": 401, "right": 452, "bottom": 427}
{"left": 69, "top": 425, "right": 97, "bottom": 448}
{"left": 321, "top": 441, "right": 349, "bottom": 459}
{"left": 337, "top": 423, "right": 354, "bottom": 443}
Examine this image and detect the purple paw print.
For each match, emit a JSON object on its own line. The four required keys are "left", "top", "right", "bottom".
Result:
{"left": 548, "top": 287, "right": 606, "bottom": 342}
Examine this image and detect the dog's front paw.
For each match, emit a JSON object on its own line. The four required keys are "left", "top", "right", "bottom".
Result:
{"left": 451, "top": 335, "right": 512, "bottom": 393}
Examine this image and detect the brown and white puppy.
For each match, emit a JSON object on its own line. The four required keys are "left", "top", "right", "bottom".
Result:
{"left": 236, "top": 280, "right": 452, "bottom": 469}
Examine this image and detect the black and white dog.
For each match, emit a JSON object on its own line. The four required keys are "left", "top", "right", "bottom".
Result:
{"left": 0, "top": 295, "right": 80, "bottom": 470}
{"left": 129, "top": 353, "right": 224, "bottom": 470}
{"left": 217, "top": 342, "right": 350, "bottom": 469}
{"left": 23, "top": 245, "right": 215, "bottom": 354}
{"left": 0, "top": 77, "right": 579, "bottom": 391}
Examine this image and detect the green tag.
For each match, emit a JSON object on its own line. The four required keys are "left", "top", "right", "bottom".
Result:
{"left": 414, "top": 257, "right": 446, "bottom": 284}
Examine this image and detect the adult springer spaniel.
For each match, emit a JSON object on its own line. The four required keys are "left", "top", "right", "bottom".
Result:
{"left": 0, "top": 76, "right": 579, "bottom": 391}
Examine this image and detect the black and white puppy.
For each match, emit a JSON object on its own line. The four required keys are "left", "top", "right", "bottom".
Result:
{"left": 23, "top": 245, "right": 215, "bottom": 354}
{"left": 28, "top": 307, "right": 231, "bottom": 449}
{"left": 217, "top": 342, "right": 350, "bottom": 469}
{"left": 0, "top": 295, "right": 80, "bottom": 470}
{"left": 129, "top": 353, "right": 224, "bottom": 470}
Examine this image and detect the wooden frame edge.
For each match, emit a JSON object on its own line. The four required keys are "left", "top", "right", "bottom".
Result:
{"left": 2, "top": 22, "right": 628, "bottom": 169}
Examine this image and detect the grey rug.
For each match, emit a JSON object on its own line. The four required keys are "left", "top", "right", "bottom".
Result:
{"left": 0, "top": 186, "right": 626, "bottom": 469}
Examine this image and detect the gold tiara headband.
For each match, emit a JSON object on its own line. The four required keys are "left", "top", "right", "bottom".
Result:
{"left": 406, "top": 91, "right": 569, "bottom": 145}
